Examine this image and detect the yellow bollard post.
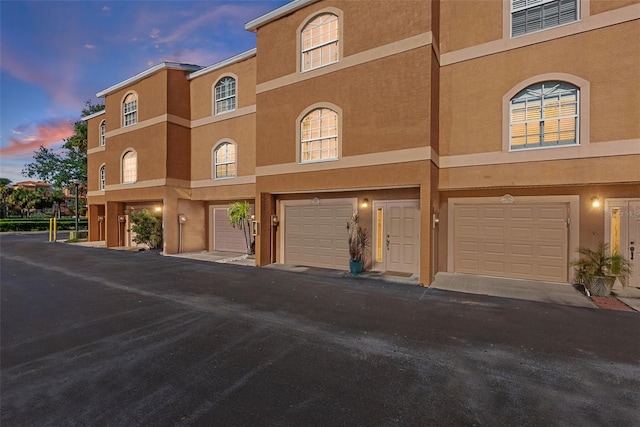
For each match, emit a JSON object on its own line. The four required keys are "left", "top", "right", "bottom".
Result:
{"left": 49, "top": 218, "right": 53, "bottom": 241}
{"left": 53, "top": 217, "right": 57, "bottom": 242}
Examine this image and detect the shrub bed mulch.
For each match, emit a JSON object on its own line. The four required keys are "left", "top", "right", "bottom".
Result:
{"left": 590, "top": 296, "right": 635, "bottom": 312}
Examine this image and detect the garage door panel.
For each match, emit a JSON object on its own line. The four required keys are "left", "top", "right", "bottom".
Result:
{"left": 511, "top": 207, "right": 534, "bottom": 219}
{"left": 285, "top": 203, "right": 352, "bottom": 270}
{"left": 484, "top": 242, "right": 505, "bottom": 255}
{"left": 454, "top": 203, "right": 568, "bottom": 282}
{"left": 483, "top": 226, "right": 505, "bottom": 238}
{"left": 213, "top": 209, "right": 248, "bottom": 253}
{"left": 511, "top": 263, "right": 533, "bottom": 275}
{"left": 484, "top": 207, "right": 506, "bottom": 219}
{"left": 484, "top": 261, "right": 506, "bottom": 273}
{"left": 540, "top": 206, "right": 567, "bottom": 219}
{"left": 511, "top": 243, "right": 533, "bottom": 256}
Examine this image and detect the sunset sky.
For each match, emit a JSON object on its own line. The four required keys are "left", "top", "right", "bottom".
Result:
{"left": 0, "top": 0, "right": 289, "bottom": 184}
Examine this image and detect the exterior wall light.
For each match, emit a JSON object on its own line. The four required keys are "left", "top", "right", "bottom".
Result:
{"left": 361, "top": 198, "right": 369, "bottom": 208}
{"left": 591, "top": 197, "right": 601, "bottom": 208}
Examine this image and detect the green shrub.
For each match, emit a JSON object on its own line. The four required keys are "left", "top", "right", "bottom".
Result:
{"left": 129, "top": 209, "right": 162, "bottom": 249}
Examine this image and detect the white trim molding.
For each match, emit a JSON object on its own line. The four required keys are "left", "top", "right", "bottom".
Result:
{"left": 256, "top": 147, "right": 438, "bottom": 176}
{"left": 97, "top": 62, "right": 202, "bottom": 97}
{"left": 257, "top": 32, "right": 432, "bottom": 94}
{"left": 188, "top": 49, "right": 256, "bottom": 80}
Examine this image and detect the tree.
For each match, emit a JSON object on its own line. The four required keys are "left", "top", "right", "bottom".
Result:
{"left": 228, "top": 201, "right": 254, "bottom": 254}
{"left": 23, "top": 100, "right": 104, "bottom": 190}
{"left": 0, "top": 178, "right": 12, "bottom": 218}
{"left": 129, "top": 209, "right": 163, "bottom": 249}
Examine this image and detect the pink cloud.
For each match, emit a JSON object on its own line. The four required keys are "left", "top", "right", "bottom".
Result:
{"left": 0, "top": 118, "right": 74, "bottom": 158}
{"left": 1, "top": 45, "right": 82, "bottom": 111}
{"left": 84, "top": 43, "right": 96, "bottom": 50}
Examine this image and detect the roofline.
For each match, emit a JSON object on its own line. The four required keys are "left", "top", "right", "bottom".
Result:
{"left": 188, "top": 48, "right": 257, "bottom": 80}
{"left": 245, "top": 0, "right": 321, "bottom": 32}
{"left": 81, "top": 110, "right": 106, "bottom": 122}
{"left": 96, "top": 62, "right": 203, "bottom": 97}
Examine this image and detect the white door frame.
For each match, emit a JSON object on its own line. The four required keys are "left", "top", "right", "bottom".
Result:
{"left": 604, "top": 198, "right": 640, "bottom": 287}
{"left": 371, "top": 199, "right": 420, "bottom": 273}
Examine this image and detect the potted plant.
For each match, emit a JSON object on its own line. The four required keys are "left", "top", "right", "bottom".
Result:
{"left": 347, "top": 213, "right": 369, "bottom": 274}
{"left": 571, "top": 243, "right": 632, "bottom": 297}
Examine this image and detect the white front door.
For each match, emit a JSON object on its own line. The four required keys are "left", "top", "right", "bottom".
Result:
{"left": 606, "top": 199, "right": 640, "bottom": 288}
{"left": 373, "top": 201, "right": 419, "bottom": 274}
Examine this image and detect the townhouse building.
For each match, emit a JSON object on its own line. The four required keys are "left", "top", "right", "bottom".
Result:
{"left": 85, "top": 0, "right": 640, "bottom": 288}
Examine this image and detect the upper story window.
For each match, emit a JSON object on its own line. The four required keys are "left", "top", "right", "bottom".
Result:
{"left": 123, "top": 93, "right": 138, "bottom": 127}
{"left": 99, "top": 165, "right": 106, "bottom": 191}
{"left": 99, "top": 120, "right": 106, "bottom": 147}
{"left": 300, "top": 108, "right": 338, "bottom": 163}
{"left": 214, "top": 77, "right": 236, "bottom": 115}
{"left": 512, "top": 0, "right": 578, "bottom": 37}
{"left": 122, "top": 150, "right": 137, "bottom": 183}
{"left": 214, "top": 142, "right": 237, "bottom": 179}
{"left": 301, "top": 13, "right": 339, "bottom": 72}
{"left": 510, "top": 81, "right": 578, "bottom": 150}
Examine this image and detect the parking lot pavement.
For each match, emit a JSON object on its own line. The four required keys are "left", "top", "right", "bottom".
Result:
{"left": 2, "top": 233, "right": 640, "bottom": 425}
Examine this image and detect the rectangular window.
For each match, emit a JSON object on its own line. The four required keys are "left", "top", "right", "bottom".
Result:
{"left": 123, "top": 100, "right": 137, "bottom": 126}
{"left": 512, "top": 0, "right": 577, "bottom": 37}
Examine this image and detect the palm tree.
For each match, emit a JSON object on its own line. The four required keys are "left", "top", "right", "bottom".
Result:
{"left": 227, "top": 201, "right": 254, "bottom": 254}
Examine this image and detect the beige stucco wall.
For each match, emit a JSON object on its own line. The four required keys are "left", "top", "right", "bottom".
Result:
{"left": 256, "top": 47, "right": 431, "bottom": 167}
{"left": 439, "top": 0, "right": 503, "bottom": 53}
{"left": 191, "top": 114, "right": 256, "bottom": 181}
{"left": 255, "top": 0, "right": 431, "bottom": 84}
{"left": 440, "top": 21, "right": 640, "bottom": 157}
{"left": 190, "top": 56, "right": 256, "bottom": 120}
{"left": 591, "top": 0, "right": 639, "bottom": 15}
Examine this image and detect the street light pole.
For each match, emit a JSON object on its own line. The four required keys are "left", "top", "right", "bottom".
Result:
{"left": 72, "top": 179, "right": 80, "bottom": 233}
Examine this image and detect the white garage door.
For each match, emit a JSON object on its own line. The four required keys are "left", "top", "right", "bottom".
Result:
{"left": 454, "top": 204, "right": 568, "bottom": 282}
{"left": 284, "top": 204, "right": 353, "bottom": 270}
{"left": 213, "top": 208, "right": 248, "bottom": 253}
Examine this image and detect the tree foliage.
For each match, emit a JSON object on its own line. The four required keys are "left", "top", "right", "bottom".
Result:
{"left": 0, "top": 178, "right": 12, "bottom": 218}
{"left": 6, "top": 188, "right": 52, "bottom": 217}
{"left": 129, "top": 209, "right": 163, "bottom": 249}
{"left": 228, "top": 201, "right": 254, "bottom": 254}
{"left": 23, "top": 101, "right": 104, "bottom": 190}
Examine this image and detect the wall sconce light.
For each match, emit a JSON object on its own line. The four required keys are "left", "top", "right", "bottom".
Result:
{"left": 155, "top": 206, "right": 162, "bottom": 213}
{"left": 361, "top": 198, "right": 369, "bottom": 208}
{"left": 591, "top": 197, "right": 601, "bottom": 208}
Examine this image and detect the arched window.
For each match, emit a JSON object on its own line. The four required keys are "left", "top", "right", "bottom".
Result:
{"left": 301, "top": 13, "right": 339, "bottom": 72}
{"left": 214, "top": 77, "right": 236, "bottom": 115}
{"left": 122, "top": 150, "right": 137, "bottom": 183}
{"left": 300, "top": 108, "right": 338, "bottom": 163}
{"left": 214, "top": 142, "right": 236, "bottom": 179}
{"left": 99, "top": 120, "right": 106, "bottom": 146}
{"left": 510, "top": 81, "right": 578, "bottom": 150}
{"left": 99, "top": 165, "right": 106, "bottom": 191}
{"left": 123, "top": 93, "right": 138, "bottom": 126}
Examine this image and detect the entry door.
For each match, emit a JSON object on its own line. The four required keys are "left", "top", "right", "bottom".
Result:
{"left": 606, "top": 199, "right": 640, "bottom": 287}
{"left": 373, "top": 201, "right": 419, "bottom": 274}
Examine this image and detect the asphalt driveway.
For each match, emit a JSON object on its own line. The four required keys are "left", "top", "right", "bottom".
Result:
{"left": 2, "top": 233, "right": 639, "bottom": 426}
